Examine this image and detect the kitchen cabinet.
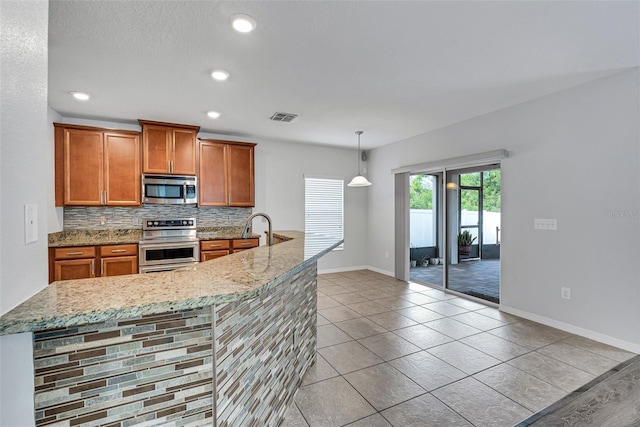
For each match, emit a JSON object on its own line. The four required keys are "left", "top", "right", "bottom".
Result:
{"left": 139, "top": 120, "right": 200, "bottom": 175}
{"left": 199, "top": 139, "right": 256, "bottom": 207}
{"left": 100, "top": 244, "right": 138, "bottom": 277}
{"left": 49, "top": 244, "right": 138, "bottom": 283}
{"left": 51, "top": 246, "right": 97, "bottom": 282}
{"left": 54, "top": 123, "right": 141, "bottom": 207}
{"left": 231, "top": 238, "right": 259, "bottom": 253}
{"left": 200, "top": 240, "right": 230, "bottom": 261}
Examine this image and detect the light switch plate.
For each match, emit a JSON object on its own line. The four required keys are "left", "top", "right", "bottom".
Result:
{"left": 25, "top": 204, "right": 38, "bottom": 244}
{"left": 534, "top": 218, "right": 557, "bottom": 230}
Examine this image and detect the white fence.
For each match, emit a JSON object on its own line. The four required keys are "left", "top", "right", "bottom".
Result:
{"left": 410, "top": 209, "right": 501, "bottom": 247}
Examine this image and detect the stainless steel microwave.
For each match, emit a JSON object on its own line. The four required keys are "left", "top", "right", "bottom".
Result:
{"left": 142, "top": 174, "right": 197, "bottom": 205}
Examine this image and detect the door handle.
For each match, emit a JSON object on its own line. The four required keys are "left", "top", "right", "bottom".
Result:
{"left": 111, "top": 249, "right": 127, "bottom": 253}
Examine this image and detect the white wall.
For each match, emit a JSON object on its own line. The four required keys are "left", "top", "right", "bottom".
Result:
{"left": 368, "top": 69, "right": 640, "bottom": 350}
{"left": 1, "top": 1, "right": 49, "bottom": 424}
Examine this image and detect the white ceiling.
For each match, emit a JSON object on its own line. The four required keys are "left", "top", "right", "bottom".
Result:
{"left": 48, "top": 1, "right": 640, "bottom": 149}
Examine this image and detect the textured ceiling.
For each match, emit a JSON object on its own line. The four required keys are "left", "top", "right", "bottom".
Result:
{"left": 48, "top": 1, "right": 640, "bottom": 149}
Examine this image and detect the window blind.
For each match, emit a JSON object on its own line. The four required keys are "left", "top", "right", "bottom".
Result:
{"left": 304, "top": 177, "right": 344, "bottom": 252}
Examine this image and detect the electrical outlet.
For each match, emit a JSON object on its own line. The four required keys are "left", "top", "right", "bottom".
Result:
{"left": 534, "top": 218, "right": 558, "bottom": 230}
{"left": 561, "top": 287, "right": 571, "bottom": 300}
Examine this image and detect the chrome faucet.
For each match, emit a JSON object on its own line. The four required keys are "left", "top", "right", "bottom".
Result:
{"left": 241, "top": 212, "right": 273, "bottom": 246}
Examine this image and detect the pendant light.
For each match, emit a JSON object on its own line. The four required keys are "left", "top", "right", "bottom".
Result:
{"left": 348, "top": 131, "right": 372, "bottom": 187}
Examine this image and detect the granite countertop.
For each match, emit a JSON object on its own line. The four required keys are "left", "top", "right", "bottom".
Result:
{"left": 48, "top": 227, "right": 261, "bottom": 247}
{"left": 0, "top": 231, "right": 341, "bottom": 335}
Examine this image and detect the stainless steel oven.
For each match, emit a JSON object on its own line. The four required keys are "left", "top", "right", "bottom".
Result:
{"left": 142, "top": 174, "right": 197, "bottom": 205}
{"left": 138, "top": 218, "right": 200, "bottom": 273}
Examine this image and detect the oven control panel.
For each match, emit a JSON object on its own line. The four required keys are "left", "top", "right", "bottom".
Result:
{"left": 143, "top": 218, "right": 196, "bottom": 229}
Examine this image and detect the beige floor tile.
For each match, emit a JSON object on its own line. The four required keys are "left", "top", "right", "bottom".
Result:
{"left": 474, "top": 307, "right": 521, "bottom": 323}
{"left": 347, "top": 301, "right": 390, "bottom": 316}
{"left": 317, "top": 324, "right": 353, "bottom": 349}
{"left": 427, "top": 341, "right": 501, "bottom": 375}
{"left": 356, "top": 289, "right": 397, "bottom": 300}
{"left": 538, "top": 341, "right": 621, "bottom": 376}
{"left": 450, "top": 311, "right": 507, "bottom": 331}
{"left": 318, "top": 341, "right": 383, "bottom": 374}
{"left": 295, "top": 376, "right": 376, "bottom": 427}
{"left": 407, "top": 282, "right": 431, "bottom": 291}
{"left": 422, "top": 301, "right": 470, "bottom": 316}
{"left": 432, "top": 377, "right": 532, "bottom": 427}
{"left": 507, "top": 352, "right": 595, "bottom": 392}
{"left": 320, "top": 285, "right": 352, "bottom": 296}
{"left": 488, "top": 320, "right": 569, "bottom": 349}
{"left": 330, "top": 292, "right": 370, "bottom": 305}
{"left": 367, "top": 312, "right": 418, "bottom": 331}
{"left": 424, "top": 318, "right": 483, "bottom": 340}
{"left": 301, "top": 354, "right": 340, "bottom": 386}
{"left": 344, "top": 414, "right": 391, "bottom": 426}
{"left": 281, "top": 403, "right": 309, "bottom": 427}
{"left": 358, "top": 332, "right": 421, "bottom": 361}
{"left": 381, "top": 393, "right": 473, "bottom": 427}
{"left": 335, "top": 318, "right": 388, "bottom": 340}
{"left": 561, "top": 335, "right": 636, "bottom": 363}
{"left": 388, "top": 351, "right": 467, "bottom": 392}
{"left": 418, "top": 288, "right": 458, "bottom": 300}
{"left": 446, "top": 297, "right": 491, "bottom": 311}
{"left": 316, "top": 314, "right": 331, "bottom": 327}
{"left": 460, "top": 332, "right": 531, "bottom": 362}
{"left": 395, "top": 306, "right": 444, "bottom": 323}
{"left": 317, "top": 296, "right": 343, "bottom": 310}
{"left": 474, "top": 363, "right": 567, "bottom": 412}
{"left": 344, "top": 363, "right": 425, "bottom": 411}
{"left": 371, "top": 297, "right": 416, "bottom": 310}
{"left": 399, "top": 292, "right": 440, "bottom": 305}
{"left": 318, "top": 306, "right": 362, "bottom": 323}
{"left": 393, "top": 324, "right": 454, "bottom": 350}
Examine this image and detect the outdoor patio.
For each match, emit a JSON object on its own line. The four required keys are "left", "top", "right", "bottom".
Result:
{"left": 410, "top": 259, "right": 500, "bottom": 303}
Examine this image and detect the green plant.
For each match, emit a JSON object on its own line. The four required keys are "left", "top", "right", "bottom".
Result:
{"left": 457, "top": 230, "right": 477, "bottom": 246}
{"left": 417, "top": 255, "right": 430, "bottom": 266}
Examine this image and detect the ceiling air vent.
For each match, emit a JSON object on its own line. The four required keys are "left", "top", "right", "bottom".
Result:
{"left": 270, "top": 112, "right": 298, "bottom": 123}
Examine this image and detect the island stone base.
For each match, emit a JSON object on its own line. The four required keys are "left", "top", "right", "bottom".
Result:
{"left": 33, "top": 263, "right": 317, "bottom": 426}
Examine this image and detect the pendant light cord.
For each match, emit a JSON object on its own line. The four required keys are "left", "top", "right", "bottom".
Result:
{"left": 356, "top": 130, "right": 363, "bottom": 175}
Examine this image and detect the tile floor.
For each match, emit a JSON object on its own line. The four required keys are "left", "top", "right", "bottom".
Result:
{"left": 281, "top": 270, "right": 636, "bottom": 427}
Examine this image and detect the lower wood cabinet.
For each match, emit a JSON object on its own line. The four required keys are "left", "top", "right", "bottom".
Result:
{"left": 231, "top": 238, "right": 259, "bottom": 253}
{"left": 49, "top": 244, "right": 138, "bottom": 283}
{"left": 200, "top": 238, "right": 259, "bottom": 261}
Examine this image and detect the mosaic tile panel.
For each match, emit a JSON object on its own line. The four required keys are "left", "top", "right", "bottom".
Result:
{"left": 33, "top": 309, "right": 214, "bottom": 427}
{"left": 214, "top": 263, "right": 317, "bottom": 427}
{"left": 64, "top": 206, "right": 252, "bottom": 230}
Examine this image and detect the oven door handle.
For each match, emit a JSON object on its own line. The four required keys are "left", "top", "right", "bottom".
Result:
{"left": 184, "top": 183, "right": 187, "bottom": 204}
{"left": 139, "top": 241, "right": 199, "bottom": 250}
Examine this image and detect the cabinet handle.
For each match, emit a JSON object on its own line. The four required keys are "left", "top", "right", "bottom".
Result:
{"left": 111, "top": 249, "right": 127, "bottom": 253}
{"left": 240, "top": 242, "right": 253, "bottom": 246}
{"left": 209, "top": 244, "right": 221, "bottom": 248}
{"left": 101, "top": 259, "right": 104, "bottom": 276}
{"left": 65, "top": 251, "right": 84, "bottom": 255}
{"left": 91, "top": 259, "right": 95, "bottom": 277}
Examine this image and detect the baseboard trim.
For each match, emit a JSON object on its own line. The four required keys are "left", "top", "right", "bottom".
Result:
{"left": 500, "top": 305, "right": 640, "bottom": 354}
{"left": 365, "top": 265, "right": 395, "bottom": 278}
{"left": 317, "top": 265, "right": 369, "bottom": 275}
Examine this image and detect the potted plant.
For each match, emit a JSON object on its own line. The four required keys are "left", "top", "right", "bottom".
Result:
{"left": 418, "top": 255, "right": 430, "bottom": 267}
{"left": 457, "top": 230, "right": 477, "bottom": 255}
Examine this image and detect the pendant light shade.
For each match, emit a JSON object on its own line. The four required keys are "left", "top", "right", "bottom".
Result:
{"left": 348, "top": 131, "right": 372, "bottom": 187}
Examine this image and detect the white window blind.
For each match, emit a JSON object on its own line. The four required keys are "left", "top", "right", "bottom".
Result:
{"left": 305, "top": 177, "right": 344, "bottom": 251}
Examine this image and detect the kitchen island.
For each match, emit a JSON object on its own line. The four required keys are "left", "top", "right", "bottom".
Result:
{"left": 0, "top": 231, "right": 341, "bottom": 427}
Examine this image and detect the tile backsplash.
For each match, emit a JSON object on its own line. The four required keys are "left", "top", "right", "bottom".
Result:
{"left": 64, "top": 206, "right": 252, "bottom": 230}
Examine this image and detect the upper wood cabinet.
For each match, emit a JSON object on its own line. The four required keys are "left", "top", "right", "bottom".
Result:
{"left": 139, "top": 120, "right": 200, "bottom": 175}
{"left": 54, "top": 123, "right": 141, "bottom": 207}
{"left": 199, "top": 139, "right": 256, "bottom": 207}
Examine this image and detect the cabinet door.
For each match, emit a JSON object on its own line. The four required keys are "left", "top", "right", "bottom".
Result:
{"left": 142, "top": 125, "right": 171, "bottom": 173}
{"left": 227, "top": 144, "right": 255, "bottom": 207}
{"left": 231, "top": 238, "right": 259, "bottom": 253}
{"left": 104, "top": 133, "right": 141, "bottom": 206}
{"left": 54, "top": 259, "right": 95, "bottom": 281}
{"left": 64, "top": 129, "right": 104, "bottom": 205}
{"left": 172, "top": 129, "right": 197, "bottom": 175}
{"left": 201, "top": 250, "right": 230, "bottom": 261}
{"left": 198, "top": 141, "right": 228, "bottom": 206}
{"left": 101, "top": 256, "right": 138, "bottom": 277}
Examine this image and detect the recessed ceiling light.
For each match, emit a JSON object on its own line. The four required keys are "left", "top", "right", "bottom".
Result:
{"left": 231, "top": 14, "right": 256, "bottom": 33}
{"left": 207, "top": 111, "right": 221, "bottom": 119}
{"left": 211, "top": 70, "right": 230, "bottom": 81}
{"left": 70, "top": 92, "right": 90, "bottom": 101}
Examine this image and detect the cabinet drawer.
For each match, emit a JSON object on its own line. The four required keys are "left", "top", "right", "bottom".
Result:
{"left": 54, "top": 246, "right": 96, "bottom": 260}
{"left": 232, "top": 239, "right": 259, "bottom": 249}
{"left": 201, "top": 250, "right": 230, "bottom": 261}
{"left": 100, "top": 244, "right": 138, "bottom": 257}
{"left": 200, "top": 240, "right": 230, "bottom": 250}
